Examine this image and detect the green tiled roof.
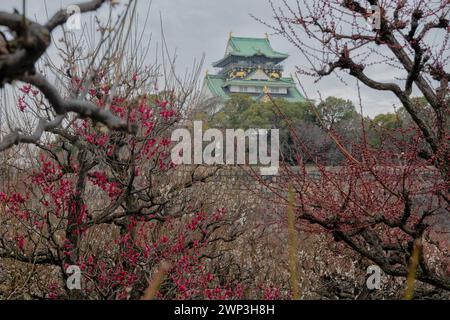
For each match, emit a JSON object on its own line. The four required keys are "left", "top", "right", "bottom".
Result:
{"left": 213, "top": 36, "right": 288, "bottom": 67}
{"left": 227, "top": 37, "right": 288, "bottom": 59}
{"left": 286, "top": 85, "right": 305, "bottom": 103}
{"left": 203, "top": 74, "right": 305, "bottom": 103}
{"left": 204, "top": 74, "right": 228, "bottom": 99}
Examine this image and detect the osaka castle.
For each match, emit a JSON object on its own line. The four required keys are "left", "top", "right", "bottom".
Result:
{"left": 201, "top": 34, "right": 305, "bottom": 105}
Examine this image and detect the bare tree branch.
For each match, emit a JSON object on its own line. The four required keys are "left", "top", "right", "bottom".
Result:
{"left": 45, "top": 0, "right": 107, "bottom": 31}
{"left": 0, "top": 115, "right": 64, "bottom": 152}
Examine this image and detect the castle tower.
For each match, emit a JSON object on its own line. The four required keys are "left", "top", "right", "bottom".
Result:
{"left": 202, "top": 34, "right": 305, "bottom": 105}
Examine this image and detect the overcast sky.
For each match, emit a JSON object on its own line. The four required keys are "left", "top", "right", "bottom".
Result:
{"left": 0, "top": 0, "right": 411, "bottom": 117}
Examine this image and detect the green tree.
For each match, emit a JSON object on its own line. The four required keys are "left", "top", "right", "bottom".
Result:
{"left": 306, "top": 97, "right": 358, "bottom": 129}
{"left": 209, "top": 94, "right": 254, "bottom": 128}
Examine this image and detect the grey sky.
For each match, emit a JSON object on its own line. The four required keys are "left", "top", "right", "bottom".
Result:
{"left": 1, "top": 0, "right": 409, "bottom": 117}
